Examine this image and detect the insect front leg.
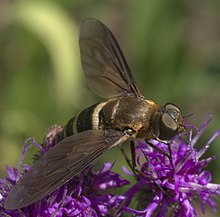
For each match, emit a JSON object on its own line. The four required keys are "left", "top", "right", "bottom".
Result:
{"left": 145, "top": 139, "right": 175, "bottom": 171}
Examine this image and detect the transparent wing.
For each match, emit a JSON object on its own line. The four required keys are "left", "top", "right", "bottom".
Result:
{"left": 79, "top": 18, "right": 144, "bottom": 99}
{"left": 4, "top": 129, "right": 130, "bottom": 210}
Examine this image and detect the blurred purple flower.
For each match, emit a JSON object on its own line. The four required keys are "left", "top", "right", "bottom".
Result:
{"left": 121, "top": 116, "right": 220, "bottom": 217}
{"left": 0, "top": 126, "right": 129, "bottom": 217}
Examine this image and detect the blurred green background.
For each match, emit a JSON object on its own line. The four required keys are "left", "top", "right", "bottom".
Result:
{"left": 0, "top": 0, "right": 220, "bottom": 215}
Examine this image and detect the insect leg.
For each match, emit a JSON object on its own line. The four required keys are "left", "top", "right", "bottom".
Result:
{"left": 145, "top": 140, "right": 175, "bottom": 170}
{"left": 167, "top": 142, "right": 175, "bottom": 170}
{"left": 130, "top": 140, "right": 137, "bottom": 170}
{"left": 120, "top": 142, "right": 139, "bottom": 178}
{"left": 139, "top": 154, "right": 173, "bottom": 197}
{"left": 146, "top": 140, "right": 169, "bottom": 158}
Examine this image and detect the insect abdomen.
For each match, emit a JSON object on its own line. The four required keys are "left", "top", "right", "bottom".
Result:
{"left": 63, "top": 102, "right": 107, "bottom": 137}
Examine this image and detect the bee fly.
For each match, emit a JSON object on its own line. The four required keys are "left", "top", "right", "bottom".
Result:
{"left": 4, "top": 18, "right": 185, "bottom": 209}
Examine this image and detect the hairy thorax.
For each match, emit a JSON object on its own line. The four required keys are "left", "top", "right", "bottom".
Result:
{"left": 102, "top": 97, "right": 159, "bottom": 138}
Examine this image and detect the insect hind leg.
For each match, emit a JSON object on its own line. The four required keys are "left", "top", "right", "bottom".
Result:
{"left": 120, "top": 141, "right": 140, "bottom": 178}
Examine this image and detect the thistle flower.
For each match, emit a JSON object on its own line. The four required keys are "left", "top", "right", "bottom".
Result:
{"left": 1, "top": 118, "right": 220, "bottom": 217}
{"left": 121, "top": 116, "right": 220, "bottom": 217}
{"left": 0, "top": 126, "right": 129, "bottom": 217}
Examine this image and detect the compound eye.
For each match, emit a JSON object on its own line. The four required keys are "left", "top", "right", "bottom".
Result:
{"left": 164, "top": 103, "right": 181, "bottom": 112}
{"left": 154, "top": 113, "right": 179, "bottom": 140}
{"left": 162, "top": 113, "right": 177, "bottom": 131}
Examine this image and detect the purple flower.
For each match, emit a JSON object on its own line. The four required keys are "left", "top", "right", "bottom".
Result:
{"left": 0, "top": 125, "right": 129, "bottom": 217}
{"left": 121, "top": 115, "right": 220, "bottom": 217}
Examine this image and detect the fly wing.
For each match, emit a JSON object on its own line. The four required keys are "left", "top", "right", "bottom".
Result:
{"left": 79, "top": 18, "right": 144, "bottom": 99}
{"left": 4, "top": 129, "right": 130, "bottom": 210}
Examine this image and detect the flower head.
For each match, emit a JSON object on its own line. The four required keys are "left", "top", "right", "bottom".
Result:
{"left": 121, "top": 115, "right": 220, "bottom": 217}
{"left": 0, "top": 125, "right": 129, "bottom": 217}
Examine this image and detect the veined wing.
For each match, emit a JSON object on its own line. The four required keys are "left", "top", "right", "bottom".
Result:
{"left": 79, "top": 18, "right": 144, "bottom": 99}
{"left": 4, "top": 129, "right": 131, "bottom": 209}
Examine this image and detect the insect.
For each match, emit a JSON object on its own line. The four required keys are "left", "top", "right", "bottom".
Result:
{"left": 4, "top": 18, "right": 185, "bottom": 209}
